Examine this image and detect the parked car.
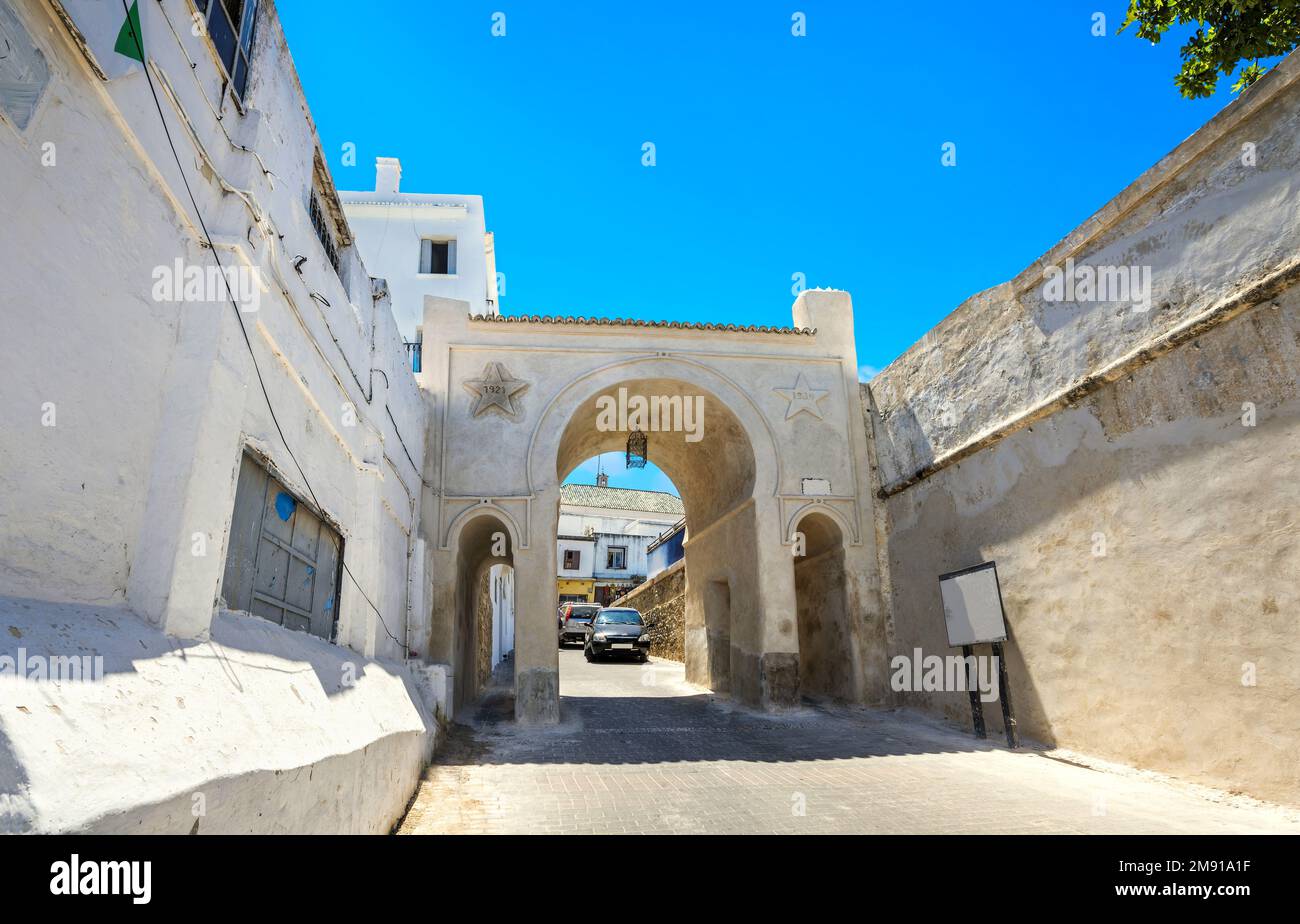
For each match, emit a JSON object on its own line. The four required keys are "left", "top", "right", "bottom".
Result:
{"left": 558, "top": 603, "right": 602, "bottom": 647}
{"left": 583, "top": 607, "right": 651, "bottom": 662}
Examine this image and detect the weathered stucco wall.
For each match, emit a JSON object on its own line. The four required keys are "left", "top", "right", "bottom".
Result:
{"left": 0, "top": 0, "right": 425, "bottom": 657}
{"left": 794, "top": 542, "right": 852, "bottom": 701}
{"left": 0, "top": 597, "right": 436, "bottom": 833}
{"left": 871, "top": 52, "right": 1300, "bottom": 494}
{"left": 0, "top": 0, "right": 437, "bottom": 830}
{"left": 866, "top": 51, "right": 1300, "bottom": 805}
{"left": 613, "top": 559, "right": 685, "bottom": 661}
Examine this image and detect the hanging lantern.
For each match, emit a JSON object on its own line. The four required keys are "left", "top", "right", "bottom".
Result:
{"left": 626, "top": 429, "right": 647, "bottom": 468}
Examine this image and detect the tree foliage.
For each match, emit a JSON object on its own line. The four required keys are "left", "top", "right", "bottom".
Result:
{"left": 1121, "top": 1, "right": 1300, "bottom": 98}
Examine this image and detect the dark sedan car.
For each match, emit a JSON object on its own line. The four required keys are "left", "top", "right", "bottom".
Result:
{"left": 583, "top": 608, "right": 651, "bottom": 662}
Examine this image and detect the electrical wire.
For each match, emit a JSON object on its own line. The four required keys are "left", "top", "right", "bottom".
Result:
{"left": 120, "top": 2, "right": 409, "bottom": 654}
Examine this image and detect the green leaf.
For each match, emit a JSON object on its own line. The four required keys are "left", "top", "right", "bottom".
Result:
{"left": 1121, "top": 0, "right": 1300, "bottom": 99}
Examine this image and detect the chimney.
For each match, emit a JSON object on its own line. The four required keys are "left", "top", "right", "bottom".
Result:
{"left": 375, "top": 157, "right": 401, "bottom": 195}
{"left": 596, "top": 472, "right": 609, "bottom": 488}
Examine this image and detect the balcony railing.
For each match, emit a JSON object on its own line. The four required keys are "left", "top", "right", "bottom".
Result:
{"left": 404, "top": 341, "right": 422, "bottom": 373}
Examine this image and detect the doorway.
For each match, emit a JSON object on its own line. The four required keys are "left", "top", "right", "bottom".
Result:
{"left": 792, "top": 512, "right": 853, "bottom": 701}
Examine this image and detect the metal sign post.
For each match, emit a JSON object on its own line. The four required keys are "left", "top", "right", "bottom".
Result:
{"left": 961, "top": 643, "right": 986, "bottom": 739}
{"left": 938, "top": 561, "right": 1019, "bottom": 749}
{"left": 992, "top": 640, "right": 1019, "bottom": 748}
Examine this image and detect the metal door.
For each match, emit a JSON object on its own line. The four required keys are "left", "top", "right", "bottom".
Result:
{"left": 220, "top": 454, "right": 341, "bottom": 640}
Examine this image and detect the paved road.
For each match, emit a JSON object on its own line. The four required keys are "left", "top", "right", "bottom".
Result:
{"left": 399, "top": 649, "right": 1300, "bottom": 835}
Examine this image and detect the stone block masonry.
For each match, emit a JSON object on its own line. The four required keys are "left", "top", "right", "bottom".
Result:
{"left": 612, "top": 559, "right": 686, "bottom": 662}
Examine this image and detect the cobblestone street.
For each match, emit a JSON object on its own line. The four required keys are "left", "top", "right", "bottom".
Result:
{"left": 398, "top": 651, "right": 1299, "bottom": 835}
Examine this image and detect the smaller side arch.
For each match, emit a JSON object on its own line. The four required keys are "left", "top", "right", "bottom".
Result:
{"left": 443, "top": 502, "right": 524, "bottom": 553}
{"left": 789, "top": 507, "right": 856, "bottom": 702}
{"left": 444, "top": 507, "right": 520, "bottom": 716}
{"left": 785, "top": 501, "right": 855, "bottom": 546}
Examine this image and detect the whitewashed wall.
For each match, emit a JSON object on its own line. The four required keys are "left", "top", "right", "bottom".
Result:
{"left": 557, "top": 506, "right": 680, "bottom": 581}
{"left": 489, "top": 563, "right": 514, "bottom": 668}
{"left": 341, "top": 163, "right": 497, "bottom": 341}
{"left": 556, "top": 537, "right": 596, "bottom": 580}
{"left": 0, "top": 0, "right": 437, "bottom": 832}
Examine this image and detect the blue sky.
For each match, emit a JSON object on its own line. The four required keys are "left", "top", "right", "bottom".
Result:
{"left": 563, "top": 452, "right": 677, "bottom": 496}
{"left": 279, "top": 1, "right": 1255, "bottom": 495}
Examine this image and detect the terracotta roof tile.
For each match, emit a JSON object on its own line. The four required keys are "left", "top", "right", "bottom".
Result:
{"left": 468, "top": 313, "right": 815, "bottom": 335}
{"left": 560, "top": 484, "right": 685, "bottom": 516}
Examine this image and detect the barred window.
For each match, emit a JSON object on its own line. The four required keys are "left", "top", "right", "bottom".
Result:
{"left": 309, "top": 190, "right": 340, "bottom": 274}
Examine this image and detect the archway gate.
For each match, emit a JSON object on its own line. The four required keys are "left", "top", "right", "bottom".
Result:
{"left": 412, "top": 290, "right": 888, "bottom": 722}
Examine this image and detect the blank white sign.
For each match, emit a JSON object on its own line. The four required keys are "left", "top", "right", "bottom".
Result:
{"left": 801, "top": 477, "right": 831, "bottom": 496}
{"left": 938, "top": 563, "right": 1007, "bottom": 647}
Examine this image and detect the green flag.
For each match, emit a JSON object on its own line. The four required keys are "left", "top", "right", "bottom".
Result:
{"left": 113, "top": 1, "right": 144, "bottom": 64}
{"left": 58, "top": 0, "right": 145, "bottom": 79}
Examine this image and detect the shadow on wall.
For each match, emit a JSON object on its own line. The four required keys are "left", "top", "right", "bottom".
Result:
{"left": 793, "top": 512, "right": 856, "bottom": 703}
{"left": 0, "top": 593, "right": 407, "bottom": 698}
{"left": 882, "top": 491, "right": 1045, "bottom": 745}
{"left": 868, "top": 297, "right": 1300, "bottom": 803}
{"left": 871, "top": 400, "right": 936, "bottom": 487}
{"left": 0, "top": 726, "right": 33, "bottom": 833}
{"left": 451, "top": 513, "right": 514, "bottom": 715}
{"left": 0, "top": 592, "right": 436, "bottom": 833}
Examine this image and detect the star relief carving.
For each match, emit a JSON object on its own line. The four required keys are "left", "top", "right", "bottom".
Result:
{"left": 773, "top": 372, "right": 829, "bottom": 420}
{"left": 463, "top": 362, "right": 529, "bottom": 418}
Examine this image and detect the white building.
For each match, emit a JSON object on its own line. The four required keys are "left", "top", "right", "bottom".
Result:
{"left": 556, "top": 479, "right": 685, "bottom": 605}
{"left": 343, "top": 157, "right": 517, "bottom": 676}
{"left": 556, "top": 529, "right": 597, "bottom": 604}
{"left": 340, "top": 157, "right": 499, "bottom": 351}
{"left": 489, "top": 564, "right": 515, "bottom": 670}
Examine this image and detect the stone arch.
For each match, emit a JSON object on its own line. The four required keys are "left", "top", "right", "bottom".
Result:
{"left": 527, "top": 355, "right": 781, "bottom": 511}
{"left": 450, "top": 510, "right": 515, "bottom": 712}
{"left": 785, "top": 500, "right": 856, "bottom": 547}
{"left": 523, "top": 358, "right": 784, "bottom": 701}
{"left": 789, "top": 510, "right": 858, "bottom": 702}
{"left": 444, "top": 501, "right": 524, "bottom": 553}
